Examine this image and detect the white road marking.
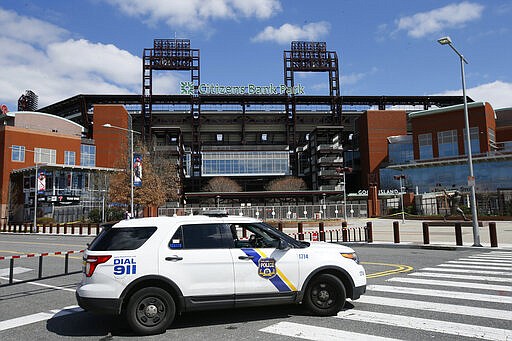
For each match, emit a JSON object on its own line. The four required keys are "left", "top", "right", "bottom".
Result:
{"left": 0, "top": 306, "right": 82, "bottom": 332}
{"left": 387, "top": 277, "right": 512, "bottom": 292}
{"left": 357, "top": 295, "right": 512, "bottom": 320}
{"left": 367, "top": 285, "right": 512, "bottom": 303}
{"left": 437, "top": 264, "right": 511, "bottom": 270}
{"left": 0, "top": 267, "right": 33, "bottom": 276}
{"left": 446, "top": 260, "right": 512, "bottom": 267}
{"left": 461, "top": 258, "right": 512, "bottom": 263}
{"left": 409, "top": 271, "right": 512, "bottom": 283}
{"left": 336, "top": 310, "right": 512, "bottom": 341}
{"left": 419, "top": 267, "right": 512, "bottom": 276}
{"left": 260, "top": 321, "right": 401, "bottom": 341}
{"left": 0, "top": 275, "right": 76, "bottom": 292}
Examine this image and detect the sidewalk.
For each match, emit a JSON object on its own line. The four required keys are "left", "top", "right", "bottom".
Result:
{"left": 285, "top": 218, "right": 512, "bottom": 250}
{"left": 356, "top": 218, "right": 512, "bottom": 249}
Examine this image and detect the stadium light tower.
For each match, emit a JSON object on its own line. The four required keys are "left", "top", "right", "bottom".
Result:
{"left": 437, "top": 36, "right": 481, "bottom": 247}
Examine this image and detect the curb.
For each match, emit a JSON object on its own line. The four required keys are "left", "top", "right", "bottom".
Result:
{"left": 340, "top": 241, "right": 512, "bottom": 251}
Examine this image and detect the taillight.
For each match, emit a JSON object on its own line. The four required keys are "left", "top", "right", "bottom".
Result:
{"left": 85, "top": 255, "right": 111, "bottom": 277}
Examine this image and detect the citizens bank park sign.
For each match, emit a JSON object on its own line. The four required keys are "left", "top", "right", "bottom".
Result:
{"left": 180, "top": 82, "right": 305, "bottom": 95}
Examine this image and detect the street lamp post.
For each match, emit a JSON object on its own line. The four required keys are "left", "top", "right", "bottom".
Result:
{"left": 103, "top": 123, "right": 141, "bottom": 217}
{"left": 437, "top": 36, "right": 481, "bottom": 246}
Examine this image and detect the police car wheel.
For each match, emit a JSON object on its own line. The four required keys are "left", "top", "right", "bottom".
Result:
{"left": 126, "top": 287, "right": 175, "bottom": 335}
{"left": 304, "top": 274, "right": 346, "bottom": 316}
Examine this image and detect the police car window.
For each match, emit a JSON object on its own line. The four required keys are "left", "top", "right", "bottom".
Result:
{"left": 178, "top": 224, "right": 233, "bottom": 249}
{"left": 89, "top": 227, "right": 157, "bottom": 251}
{"left": 233, "top": 224, "right": 280, "bottom": 248}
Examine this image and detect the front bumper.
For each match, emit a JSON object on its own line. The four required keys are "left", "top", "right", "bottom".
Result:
{"left": 351, "top": 285, "right": 366, "bottom": 300}
{"left": 75, "top": 292, "right": 122, "bottom": 315}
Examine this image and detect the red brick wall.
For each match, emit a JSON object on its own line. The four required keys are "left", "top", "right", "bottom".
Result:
{"left": 411, "top": 103, "right": 495, "bottom": 159}
{"left": 0, "top": 126, "right": 82, "bottom": 217}
{"left": 358, "top": 110, "right": 407, "bottom": 188}
{"left": 93, "top": 105, "right": 129, "bottom": 168}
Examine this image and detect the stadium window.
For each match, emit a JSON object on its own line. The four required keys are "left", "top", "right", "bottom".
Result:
{"left": 11, "top": 145, "right": 25, "bottom": 162}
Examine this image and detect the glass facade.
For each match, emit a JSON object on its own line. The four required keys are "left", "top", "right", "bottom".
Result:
{"left": 381, "top": 159, "right": 512, "bottom": 193}
{"left": 35, "top": 147, "right": 57, "bottom": 164}
{"left": 388, "top": 136, "right": 413, "bottom": 165}
{"left": 11, "top": 145, "right": 25, "bottom": 162}
{"left": 418, "top": 133, "right": 433, "bottom": 159}
{"left": 201, "top": 151, "right": 290, "bottom": 176}
{"left": 64, "top": 151, "right": 76, "bottom": 165}
{"left": 437, "top": 130, "right": 458, "bottom": 157}
{"left": 463, "top": 127, "right": 480, "bottom": 154}
{"left": 80, "top": 144, "right": 96, "bottom": 167}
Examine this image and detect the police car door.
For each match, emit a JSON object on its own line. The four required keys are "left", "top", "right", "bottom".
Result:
{"left": 159, "top": 223, "right": 235, "bottom": 297}
{"left": 230, "top": 223, "right": 299, "bottom": 297}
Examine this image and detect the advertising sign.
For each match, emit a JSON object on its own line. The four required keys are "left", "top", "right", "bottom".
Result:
{"left": 133, "top": 153, "right": 142, "bottom": 187}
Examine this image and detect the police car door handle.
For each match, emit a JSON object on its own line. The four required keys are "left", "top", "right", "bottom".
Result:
{"left": 165, "top": 256, "right": 183, "bottom": 261}
{"left": 238, "top": 255, "right": 254, "bottom": 260}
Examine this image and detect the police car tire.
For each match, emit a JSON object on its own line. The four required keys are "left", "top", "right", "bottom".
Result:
{"left": 304, "top": 274, "right": 346, "bottom": 316}
{"left": 126, "top": 287, "right": 175, "bottom": 335}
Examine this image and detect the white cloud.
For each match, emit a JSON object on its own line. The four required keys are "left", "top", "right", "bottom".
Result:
{"left": 433, "top": 80, "right": 512, "bottom": 109}
{"left": 0, "top": 7, "right": 67, "bottom": 46}
{"left": 0, "top": 8, "right": 180, "bottom": 110}
{"left": 104, "top": 0, "right": 281, "bottom": 29}
{"left": 395, "top": 2, "right": 484, "bottom": 38}
{"left": 252, "top": 21, "right": 330, "bottom": 44}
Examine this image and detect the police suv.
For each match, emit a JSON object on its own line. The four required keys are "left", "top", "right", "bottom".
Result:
{"left": 76, "top": 213, "right": 366, "bottom": 335}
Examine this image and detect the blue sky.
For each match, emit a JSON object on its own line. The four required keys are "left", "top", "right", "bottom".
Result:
{"left": 1, "top": 0, "right": 511, "bottom": 110}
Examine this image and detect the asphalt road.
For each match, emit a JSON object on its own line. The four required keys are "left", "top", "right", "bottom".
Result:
{"left": 0, "top": 234, "right": 511, "bottom": 340}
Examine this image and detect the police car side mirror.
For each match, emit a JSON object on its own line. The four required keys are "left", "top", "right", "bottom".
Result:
{"left": 278, "top": 239, "right": 291, "bottom": 250}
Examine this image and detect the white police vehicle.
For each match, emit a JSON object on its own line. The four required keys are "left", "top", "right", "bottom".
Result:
{"left": 76, "top": 213, "right": 366, "bottom": 335}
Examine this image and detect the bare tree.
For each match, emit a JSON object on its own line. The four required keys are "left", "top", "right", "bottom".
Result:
{"left": 203, "top": 177, "right": 242, "bottom": 192}
{"left": 108, "top": 143, "right": 181, "bottom": 210}
{"left": 265, "top": 176, "right": 307, "bottom": 191}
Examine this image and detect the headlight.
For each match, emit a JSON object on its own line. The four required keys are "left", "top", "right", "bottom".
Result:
{"left": 341, "top": 252, "right": 359, "bottom": 264}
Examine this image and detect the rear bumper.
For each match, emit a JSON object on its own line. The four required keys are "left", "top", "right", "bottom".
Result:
{"left": 76, "top": 292, "right": 121, "bottom": 315}
{"left": 351, "top": 285, "right": 366, "bottom": 300}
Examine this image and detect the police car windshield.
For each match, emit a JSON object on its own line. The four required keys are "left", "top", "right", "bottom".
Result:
{"left": 253, "top": 222, "right": 307, "bottom": 248}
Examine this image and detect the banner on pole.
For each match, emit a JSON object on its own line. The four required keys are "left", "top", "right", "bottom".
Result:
{"left": 37, "top": 171, "right": 46, "bottom": 194}
{"left": 133, "top": 153, "right": 142, "bottom": 187}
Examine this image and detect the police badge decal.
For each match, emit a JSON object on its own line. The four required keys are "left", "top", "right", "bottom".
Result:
{"left": 258, "top": 258, "right": 277, "bottom": 279}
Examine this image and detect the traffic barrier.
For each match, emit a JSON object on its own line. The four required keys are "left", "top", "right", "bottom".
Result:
{"left": 393, "top": 221, "right": 400, "bottom": 243}
{"left": 298, "top": 222, "right": 304, "bottom": 241}
{"left": 0, "top": 249, "right": 84, "bottom": 287}
{"left": 455, "top": 222, "right": 463, "bottom": 246}
{"left": 422, "top": 222, "right": 430, "bottom": 244}
{"left": 290, "top": 226, "right": 369, "bottom": 243}
{"left": 1, "top": 223, "right": 101, "bottom": 235}
{"left": 489, "top": 222, "right": 498, "bottom": 247}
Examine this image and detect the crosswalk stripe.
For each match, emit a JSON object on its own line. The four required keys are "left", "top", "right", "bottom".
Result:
{"left": 387, "top": 277, "right": 512, "bottom": 292}
{"left": 0, "top": 306, "right": 82, "bottom": 331}
{"left": 409, "top": 271, "right": 512, "bottom": 283}
{"left": 0, "top": 267, "right": 33, "bottom": 276}
{"left": 437, "top": 264, "right": 510, "bottom": 270}
{"left": 468, "top": 254, "right": 512, "bottom": 258}
{"left": 447, "top": 260, "right": 512, "bottom": 267}
{"left": 419, "top": 267, "right": 512, "bottom": 276}
{"left": 367, "top": 285, "right": 512, "bottom": 303}
{"left": 336, "top": 310, "right": 512, "bottom": 341}
{"left": 461, "top": 258, "right": 512, "bottom": 263}
{"left": 259, "top": 321, "right": 401, "bottom": 341}
{"left": 357, "top": 295, "right": 511, "bottom": 320}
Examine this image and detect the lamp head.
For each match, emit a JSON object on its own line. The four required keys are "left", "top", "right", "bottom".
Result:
{"left": 437, "top": 36, "right": 452, "bottom": 45}
{"left": 102, "top": 123, "right": 112, "bottom": 128}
